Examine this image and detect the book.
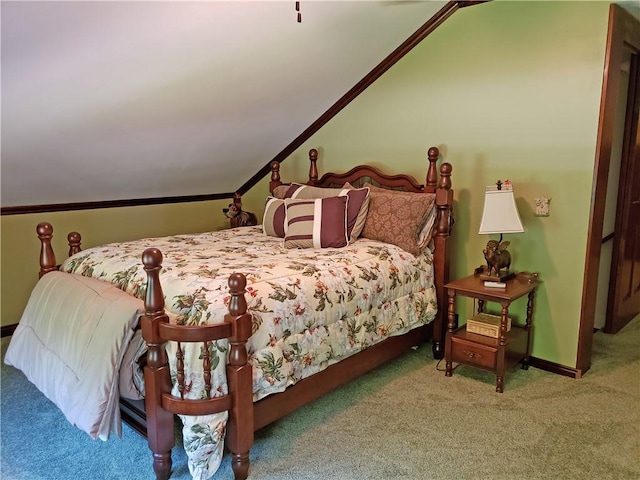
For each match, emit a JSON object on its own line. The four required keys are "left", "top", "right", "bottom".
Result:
{"left": 466, "top": 313, "right": 512, "bottom": 338}
{"left": 484, "top": 280, "right": 506, "bottom": 288}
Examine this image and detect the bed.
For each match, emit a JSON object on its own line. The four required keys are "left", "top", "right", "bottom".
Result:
{"left": 6, "top": 147, "right": 453, "bottom": 480}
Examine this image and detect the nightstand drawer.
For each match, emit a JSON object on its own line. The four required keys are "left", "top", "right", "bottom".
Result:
{"left": 451, "top": 337, "right": 498, "bottom": 370}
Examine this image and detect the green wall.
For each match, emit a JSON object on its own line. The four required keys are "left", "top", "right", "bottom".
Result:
{"left": 275, "top": 1, "right": 610, "bottom": 367}
{"left": 0, "top": 200, "right": 231, "bottom": 330}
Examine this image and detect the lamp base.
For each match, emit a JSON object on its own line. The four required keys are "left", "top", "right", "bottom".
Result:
{"left": 474, "top": 265, "right": 516, "bottom": 283}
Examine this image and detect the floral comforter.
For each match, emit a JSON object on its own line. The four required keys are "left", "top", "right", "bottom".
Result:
{"left": 59, "top": 226, "right": 437, "bottom": 479}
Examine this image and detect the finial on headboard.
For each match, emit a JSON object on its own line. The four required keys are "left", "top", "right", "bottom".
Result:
{"left": 308, "top": 149, "right": 318, "bottom": 185}
{"left": 67, "top": 231, "right": 82, "bottom": 257}
{"left": 426, "top": 147, "right": 440, "bottom": 188}
{"left": 439, "top": 162, "right": 452, "bottom": 191}
{"left": 269, "top": 161, "right": 282, "bottom": 193}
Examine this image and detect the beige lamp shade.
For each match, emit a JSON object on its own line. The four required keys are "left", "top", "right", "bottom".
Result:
{"left": 479, "top": 185, "right": 524, "bottom": 235}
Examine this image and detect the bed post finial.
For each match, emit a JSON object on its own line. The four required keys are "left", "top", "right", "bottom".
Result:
{"left": 269, "top": 161, "right": 282, "bottom": 193}
{"left": 67, "top": 232, "right": 82, "bottom": 257}
{"left": 438, "top": 162, "right": 452, "bottom": 192}
{"left": 425, "top": 147, "right": 440, "bottom": 188}
{"left": 142, "top": 248, "right": 165, "bottom": 314}
{"left": 308, "top": 149, "right": 318, "bottom": 186}
{"left": 37, "top": 222, "right": 57, "bottom": 277}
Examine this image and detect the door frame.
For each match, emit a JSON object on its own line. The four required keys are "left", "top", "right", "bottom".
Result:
{"left": 578, "top": 4, "right": 640, "bottom": 375}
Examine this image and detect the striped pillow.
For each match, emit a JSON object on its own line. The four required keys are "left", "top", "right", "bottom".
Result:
{"left": 283, "top": 196, "right": 349, "bottom": 249}
{"left": 284, "top": 184, "right": 370, "bottom": 242}
{"left": 262, "top": 197, "right": 286, "bottom": 238}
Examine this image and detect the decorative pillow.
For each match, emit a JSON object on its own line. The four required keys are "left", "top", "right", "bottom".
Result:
{"left": 283, "top": 196, "right": 349, "bottom": 249}
{"left": 419, "top": 207, "right": 438, "bottom": 248}
{"left": 263, "top": 197, "right": 286, "bottom": 238}
{"left": 361, "top": 183, "right": 436, "bottom": 256}
{"left": 285, "top": 183, "right": 370, "bottom": 242}
{"left": 271, "top": 184, "right": 291, "bottom": 200}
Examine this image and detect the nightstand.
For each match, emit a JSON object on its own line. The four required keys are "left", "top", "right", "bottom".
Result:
{"left": 444, "top": 272, "right": 540, "bottom": 392}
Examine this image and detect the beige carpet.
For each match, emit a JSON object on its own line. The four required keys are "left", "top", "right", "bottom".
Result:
{"left": 244, "top": 315, "right": 640, "bottom": 479}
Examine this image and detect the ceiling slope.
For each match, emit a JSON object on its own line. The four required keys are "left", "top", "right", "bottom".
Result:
{"left": 1, "top": 1, "right": 452, "bottom": 210}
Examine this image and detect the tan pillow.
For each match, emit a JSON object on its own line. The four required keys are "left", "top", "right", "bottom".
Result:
{"left": 361, "top": 183, "right": 436, "bottom": 256}
{"left": 283, "top": 197, "right": 349, "bottom": 249}
{"left": 271, "top": 184, "right": 291, "bottom": 200}
{"left": 285, "top": 183, "right": 370, "bottom": 242}
{"left": 262, "top": 197, "right": 286, "bottom": 238}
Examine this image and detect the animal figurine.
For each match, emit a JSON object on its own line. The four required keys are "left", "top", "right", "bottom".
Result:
{"left": 483, "top": 239, "right": 511, "bottom": 277}
{"left": 223, "top": 203, "right": 258, "bottom": 227}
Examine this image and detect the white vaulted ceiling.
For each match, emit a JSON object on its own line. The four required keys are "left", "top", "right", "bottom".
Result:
{"left": 1, "top": 1, "right": 449, "bottom": 208}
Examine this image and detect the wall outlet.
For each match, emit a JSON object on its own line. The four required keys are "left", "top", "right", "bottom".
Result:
{"left": 535, "top": 196, "right": 551, "bottom": 216}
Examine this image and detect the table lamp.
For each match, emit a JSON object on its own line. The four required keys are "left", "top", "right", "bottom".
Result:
{"left": 477, "top": 180, "right": 524, "bottom": 282}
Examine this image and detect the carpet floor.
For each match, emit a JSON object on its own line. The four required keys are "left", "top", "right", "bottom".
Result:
{"left": 2, "top": 315, "right": 638, "bottom": 480}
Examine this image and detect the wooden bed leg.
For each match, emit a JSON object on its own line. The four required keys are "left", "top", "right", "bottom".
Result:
{"left": 152, "top": 452, "right": 172, "bottom": 480}
{"left": 141, "top": 248, "right": 175, "bottom": 480}
{"left": 231, "top": 453, "right": 250, "bottom": 480}
{"left": 224, "top": 273, "right": 253, "bottom": 480}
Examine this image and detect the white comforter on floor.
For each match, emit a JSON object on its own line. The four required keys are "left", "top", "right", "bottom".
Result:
{"left": 4, "top": 271, "right": 143, "bottom": 440}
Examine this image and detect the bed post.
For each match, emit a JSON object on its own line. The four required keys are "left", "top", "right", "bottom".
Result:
{"left": 140, "top": 248, "right": 175, "bottom": 480}
{"left": 37, "top": 222, "right": 58, "bottom": 277}
{"left": 269, "top": 161, "right": 282, "bottom": 193}
{"left": 224, "top": 273, "right": 254, "bottom": 480}
{"left": 307, "top": 148, "right": 319, "bottom": 186}
{"left": 432, "top": 159, "right": 453, "bottom": 359}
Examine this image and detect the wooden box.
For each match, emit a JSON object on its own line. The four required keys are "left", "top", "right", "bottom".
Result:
{"left": 466, "top": 313, "right": 511, "bottom": 338}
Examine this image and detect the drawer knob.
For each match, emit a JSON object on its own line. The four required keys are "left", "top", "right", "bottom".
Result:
{"left": 463, "top": 350, "right": 481, "bottom": 359}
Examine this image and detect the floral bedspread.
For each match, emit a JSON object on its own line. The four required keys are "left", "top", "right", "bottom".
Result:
{"left": 60, "top": 226, "right": 437, "bottom": 479}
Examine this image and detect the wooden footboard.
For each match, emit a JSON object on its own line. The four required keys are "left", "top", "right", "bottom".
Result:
{"left": 141, "top": 249, "right": 253, "bottom": 480}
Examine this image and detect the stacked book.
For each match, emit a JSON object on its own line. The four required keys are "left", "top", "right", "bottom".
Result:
{"left": 466, "top": 312, "right": 512, "bottom": 338}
